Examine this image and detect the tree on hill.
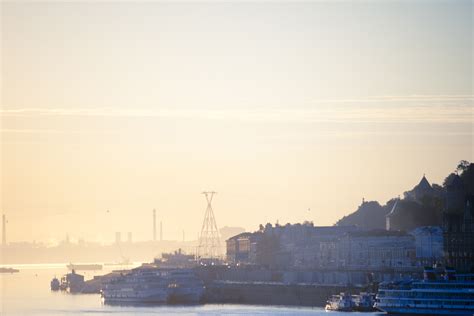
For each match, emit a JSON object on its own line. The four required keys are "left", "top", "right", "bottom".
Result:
{"left": 387, "top": 197, "right": 444, "bottom": 231}
{"left": 336, "top": 201, "right": 387, "bottom": 229}
{"left": 459, "top": 162, "right": 474, "bottom": 196}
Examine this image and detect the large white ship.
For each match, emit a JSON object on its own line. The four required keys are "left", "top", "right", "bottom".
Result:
{"left": 375, "top": 266, "right": 474, "bottom": 315}
{"left": 102, "top": 267, "right": 204, "bottom": 304}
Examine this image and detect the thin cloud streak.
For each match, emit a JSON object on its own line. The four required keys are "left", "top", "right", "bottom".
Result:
{"left": 1, "top": 95, "right": 473, "bottom": 124}
{"left": 309, "top": 95, "right": 474, "bottom": 103}
{"left": 1, "top": 107, "right": 472, "bottom": 124}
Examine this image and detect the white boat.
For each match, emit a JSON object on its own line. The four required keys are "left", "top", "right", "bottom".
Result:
{"left": 352, "top": 292, "right": 376, "bottom": 312}
{"left": 375, "top": 266, "right": 474, "bottom": 315}
{"left": 325, "top": 293, "right": 355, "bottom": 312}
{"left": 102, "top": 267, "right": 204, "bottom": 304}
{"left": 167, "top": 269, "right": 205, "bottom": 304}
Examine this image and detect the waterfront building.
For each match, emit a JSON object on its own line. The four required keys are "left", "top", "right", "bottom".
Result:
{"left": 409, "top": 226, "right": 443, "bottom": 266}
{"left": 226, "top": 223, "right": 359, "bottom": 269}
{"left": 264, "top": 223, "right": 359, "bottom": 269}
{"left": 226, "top": 232, "right": 258, "bottom": 264}
{"left": 337, "top": 230, "right": 416, "bottom": 269}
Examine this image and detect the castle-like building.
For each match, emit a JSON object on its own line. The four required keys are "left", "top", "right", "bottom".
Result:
{"left": 386, "top": 175, "right": 438, "bottom": 231}
{"left": 403, "top": 175, "right": 436, "bottom": 202}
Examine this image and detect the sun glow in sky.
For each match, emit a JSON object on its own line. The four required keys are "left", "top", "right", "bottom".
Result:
{"left": 1, "top": 1, "right": 473, "bottom": 243}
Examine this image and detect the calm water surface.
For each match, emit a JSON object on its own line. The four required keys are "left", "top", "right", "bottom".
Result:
{"left": 0, "top": 264, "right": 384, "bottom": 315}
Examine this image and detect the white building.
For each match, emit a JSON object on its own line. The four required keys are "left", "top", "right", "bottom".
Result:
{"left": 409, "top": 226, "right": 443, "bottom": 265}
{"left": 337, "top": 230, "right": 416, "bottom": 269}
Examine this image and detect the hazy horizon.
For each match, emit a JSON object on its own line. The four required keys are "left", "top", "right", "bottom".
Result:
{"left": 1, "top": 1, "right": 473, "bottom": 244}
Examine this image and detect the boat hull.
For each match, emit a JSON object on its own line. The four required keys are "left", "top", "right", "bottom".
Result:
{"left": 379, "top": 306, "right": 474, "bottom": 315}
{"left": 103, "top": 291, "right": 168, "bottom": 304}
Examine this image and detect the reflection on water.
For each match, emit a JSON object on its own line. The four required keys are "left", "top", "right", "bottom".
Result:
{"left": 0, "top": 264, "right": 383, "bottom": 315}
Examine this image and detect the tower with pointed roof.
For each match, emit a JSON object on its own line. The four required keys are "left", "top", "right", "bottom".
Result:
{"left": 404, "top": 175, "right": 435, "bottom": 203}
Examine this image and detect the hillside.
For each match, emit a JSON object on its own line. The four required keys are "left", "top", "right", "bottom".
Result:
{"left": 336, "top": 201, "right": 387, "bottom": 229}
{"left": 336, "top": 160, "right": 473, "bottom": 231}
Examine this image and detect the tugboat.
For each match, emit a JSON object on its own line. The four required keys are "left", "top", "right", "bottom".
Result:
{"left": 325, "top": 293, "right": 355, "bottom": 312}
{"left": 56, "top": 270, "right": 85, "bottom": 293}
{"left": 50, "top": 277, "right": 60, "bottom": 291}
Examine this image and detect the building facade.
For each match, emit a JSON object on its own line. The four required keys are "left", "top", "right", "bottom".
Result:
{"left": 409, "top": 226, "right": 443, "bottom": 266}
{"left": 226, "top": 232, "right": 258, "bottom": 264}
{"left": 443, "top": 197, "right": 474, "bottom": 272}
{"left": 337, "top": 230, "right": 416, "bottom": 269}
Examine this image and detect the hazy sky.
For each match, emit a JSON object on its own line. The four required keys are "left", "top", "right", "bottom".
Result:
{"left": 1, "top": 1, "right": 473, "bottom": 244}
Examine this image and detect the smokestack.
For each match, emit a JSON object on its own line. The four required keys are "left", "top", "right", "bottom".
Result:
{"left": 115, "top": 232, "right": 121, "bottom": 244}
{"left": 160, "top": 221, "right": 163, "bottom": 241}
{"left": 153, "top": 209, "right": 156, "bottom": 241}
{"left": 2, "top": 214, "right": 6, "bottom": 246}
{"left": 128, "top": 232, "right": 132, "bottom": 243}
{"left": 183, "top": 230, "right": 185, "bottom": 242}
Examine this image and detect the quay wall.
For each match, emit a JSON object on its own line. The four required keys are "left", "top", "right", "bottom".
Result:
{"left": 203, "top": 281, "right": 364, "bottom": 307}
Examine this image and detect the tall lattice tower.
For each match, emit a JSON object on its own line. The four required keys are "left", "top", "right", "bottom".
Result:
{"left": 197, "top": 191, "right": 221, "bottom": 259}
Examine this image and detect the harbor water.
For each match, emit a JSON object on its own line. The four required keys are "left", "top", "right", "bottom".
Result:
{"left": 0, "top": 264, "right": 384, "bottom": 315}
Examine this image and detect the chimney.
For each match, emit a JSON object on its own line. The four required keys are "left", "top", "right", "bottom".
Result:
{"left": 160, "top": 221, "right": 163, "bottom": 241}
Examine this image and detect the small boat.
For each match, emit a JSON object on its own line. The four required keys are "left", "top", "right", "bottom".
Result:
{"left": 67, "top": 263, "right": 102, "bottom": 271}
{"left": 59, "top": 270, "right": 85, "bottom": 293}
{"left": 50, "top": 277, "right": 60, "bottom": 291}
{"left": 0, "top": 267, "right": 19, "bottom": 273}
{"left": 352, "top": 292, "right": 376, "bottom": 312}
{"left": 325, "top": 292, "right": 355, "bottom": 312}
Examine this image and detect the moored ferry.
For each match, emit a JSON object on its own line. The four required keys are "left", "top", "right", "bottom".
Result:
{"left": 375, "top": 266, "right": 474, "bottom": 315}
{"left": 101, "top": 266, "right": 204, "bottom": 304}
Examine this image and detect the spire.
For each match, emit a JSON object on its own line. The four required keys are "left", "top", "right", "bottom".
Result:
{"left": 418, "top": 174, "right": 431, "bottom": 189}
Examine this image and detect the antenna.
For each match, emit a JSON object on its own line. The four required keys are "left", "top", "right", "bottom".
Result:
{"left": 197, "top": 191, "right": 221, "bottom": 259}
